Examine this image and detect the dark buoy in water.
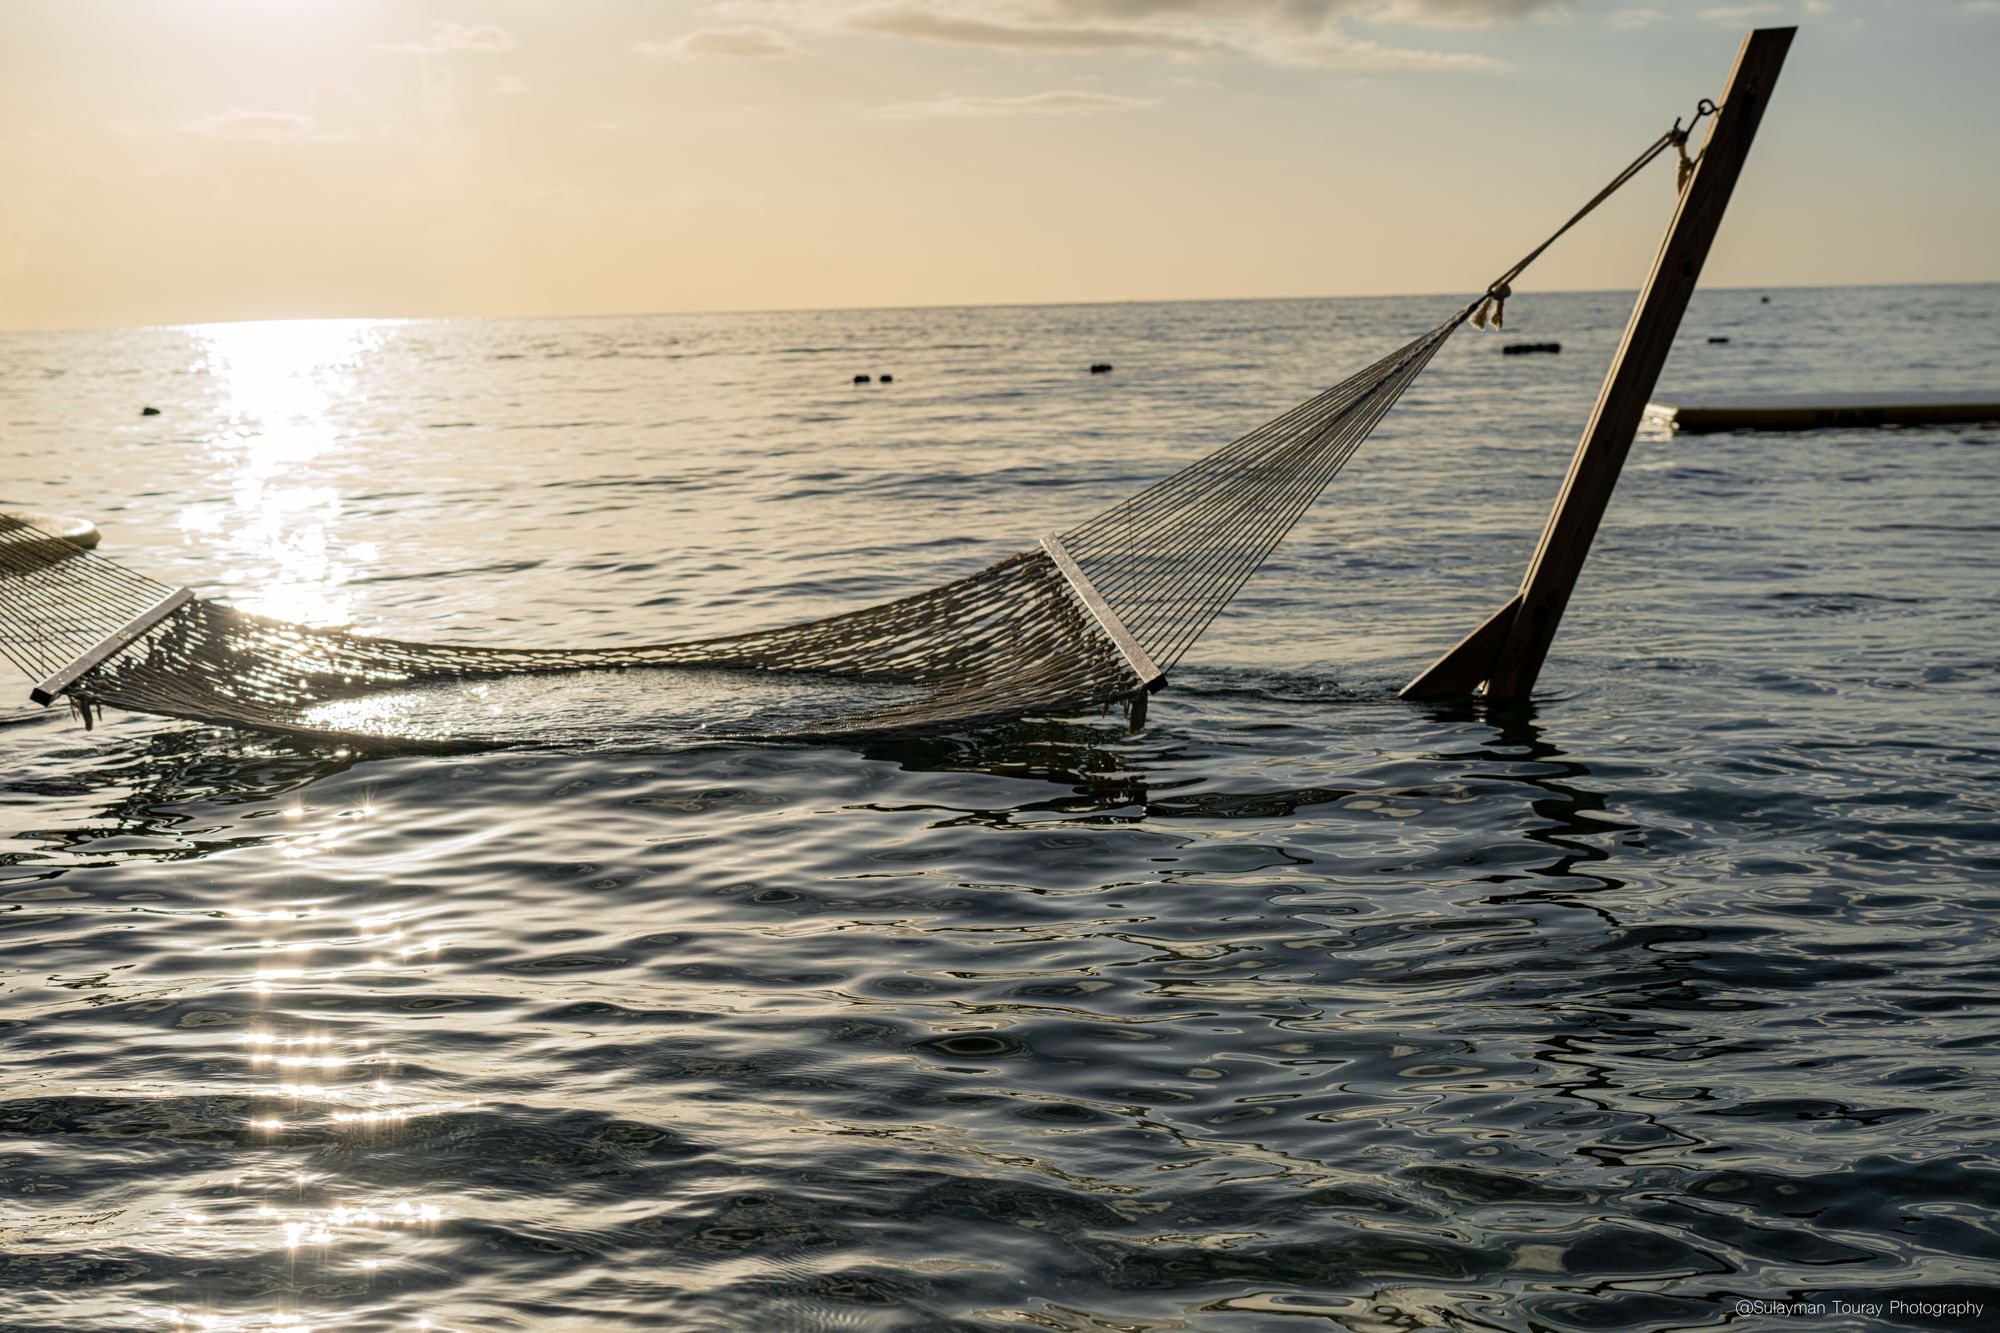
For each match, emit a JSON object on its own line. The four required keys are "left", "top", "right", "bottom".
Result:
{"left": 852, "top": 374, "right": 871, "bottom": 384}
{"left": 1708, "top": 336, "right": 1731, "bottom": 344}
{"left": 1089, "top": 362, "right": 1113, "bottom": 374}
{"left": 879, "top": 374, "right": 894, "bottom": 384}
{"left": 1760, "top": 295, "right": 1771, "bottom": 303}
{"left": 140, "top": 406, "right": 160, "bottom": 416}
{"left": 1501, "top": 342, "right": 1561, "bottom": 356}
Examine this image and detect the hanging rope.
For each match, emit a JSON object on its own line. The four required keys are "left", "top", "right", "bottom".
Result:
{"left": 1471, "top": 97, "right": 1718, "bottom": 333}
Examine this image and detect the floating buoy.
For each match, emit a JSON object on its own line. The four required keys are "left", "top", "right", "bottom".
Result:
{"left": 1501, "top": 342, "right": 1561, "bottom": 356}
{"left": 879, "top": 374, "right": 894, "bottom": 384}
{"left": 1707, "top": 336, "right": 1731, "bottom": 344}
{"left": 852, "top": 374, "right": 871, "bottom": 384}
{"left": 1089, "top": 363, "right": 1113, "bottom": 374}
{"left": 1760, "top": 295, "right": 1771, "bottom": 303}
{"left": 140, "top": 406, "right": 160, "bottom": 416}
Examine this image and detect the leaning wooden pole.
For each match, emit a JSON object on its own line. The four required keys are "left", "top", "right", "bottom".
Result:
{"left": 1401, "top": 26, "right": 1794, "bottom": 702}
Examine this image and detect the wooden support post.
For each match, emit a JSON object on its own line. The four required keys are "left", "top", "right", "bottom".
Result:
{"left": 1401, "top": 26, "right": 1794, "bottom": 703}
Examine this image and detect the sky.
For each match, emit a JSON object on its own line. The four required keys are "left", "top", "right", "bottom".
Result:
{"left": 1, "top": 0, "right": 1995, "bottom": 331}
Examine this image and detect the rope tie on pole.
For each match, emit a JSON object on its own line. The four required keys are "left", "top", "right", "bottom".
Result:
{"left": 1671, "top": 127, "right": 1694, "bottom": 191}
{"left": 1467, "top": 97, "right": 1721, "bottom": 332}
{"left": 1670, "top": 101, "right": 1718, "bottom": 193}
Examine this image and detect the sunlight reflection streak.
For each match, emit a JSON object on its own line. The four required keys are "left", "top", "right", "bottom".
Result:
{"left": 180, "top": 319, "right": 394, "bottom": 626}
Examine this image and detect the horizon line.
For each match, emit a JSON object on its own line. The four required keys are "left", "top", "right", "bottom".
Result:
{"left": 4, "top": 277, "right": 1995, "bottom": 338}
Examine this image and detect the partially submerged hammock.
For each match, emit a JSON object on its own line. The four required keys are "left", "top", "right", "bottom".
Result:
{"left": 0, "top": 112, "right": 1708, "bottom": 753}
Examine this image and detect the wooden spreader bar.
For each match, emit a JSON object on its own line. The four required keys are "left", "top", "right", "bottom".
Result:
{"left": 31, "top": 587, "right": 194, "bottom": 705}
{"left": 1040, "top": 534, "right": 1166, "bottom": 695}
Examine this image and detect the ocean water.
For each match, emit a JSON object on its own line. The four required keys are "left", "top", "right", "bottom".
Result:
{"left": 2, "top": 284, "right": 1998, "bottom": 1331}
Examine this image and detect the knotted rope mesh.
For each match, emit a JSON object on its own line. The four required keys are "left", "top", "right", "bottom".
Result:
{"left": 0, "top": 314, "right": 1450, "bottom": 752}
{"left": 1060, "top": 318, "right": 1457, "bottom": 673}
{"left": 1, "top": 112, "right": 1706, "bottom": 751}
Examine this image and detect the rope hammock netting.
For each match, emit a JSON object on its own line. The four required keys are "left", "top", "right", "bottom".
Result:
{"left": 0, "top": 109, "right": 1711, "bottom": 754}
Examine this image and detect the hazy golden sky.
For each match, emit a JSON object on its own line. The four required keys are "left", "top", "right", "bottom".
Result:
{"left": 2, "top": 0, "right": 1995, "bottom": 330}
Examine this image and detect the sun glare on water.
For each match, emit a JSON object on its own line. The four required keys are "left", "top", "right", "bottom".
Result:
{"left": 177, "top": 318, "right": 397, "bottom": 628}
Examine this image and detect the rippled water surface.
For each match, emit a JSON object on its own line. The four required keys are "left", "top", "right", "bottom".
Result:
{"left": 3, "top": 286, "right": 1998, "bottom": 1331}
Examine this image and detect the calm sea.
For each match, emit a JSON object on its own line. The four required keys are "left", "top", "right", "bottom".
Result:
{"left": 2, "top": 285, "right": 1998, "bottom": 1331}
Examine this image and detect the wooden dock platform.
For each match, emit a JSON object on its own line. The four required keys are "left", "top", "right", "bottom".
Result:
{"left": 1646, "top": 390, "right": 2000, "bottom": 433}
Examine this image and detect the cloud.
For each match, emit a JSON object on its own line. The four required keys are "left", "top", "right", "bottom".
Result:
{"left": 183, "top": 110, "right": 319, "bottom": 140}
{"left": 1699, "top": 3, "right": 1781, "bottom": 22}
{"left": 880, "top": 89, "right": 1160, "bottom": 117}
{"left": 1031, "top": 0, "right": 1561, "bottom": 25}
{"left": 115, "top": 109, "right": 330, "bottom": 141}
{"left": 1356, "top": 0, "right": 1571, "bottom": 27}
{"left": 1608, "top": 7, "right": 1667, "bottom": 27}
{"left": 1261, "top": 32, "right": 1501, "bottom": 68}
{"left": 849, "top": 9, "right": 1223, "bottom": 56}
{"left": 842, "top": 2, "right": 1507, "bottom": 69}
{"left": 636, "top": 27, "right": 803, "bottom": 59}
{"left": 108, "top": 86, "right": 411, "bottom": 147}
{"left": 380, "top": 22, "right": 516, "bottom": 55}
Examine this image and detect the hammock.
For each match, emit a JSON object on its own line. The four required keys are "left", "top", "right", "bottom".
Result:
{"left": 0, "top": 114, "right": 1705, "bottom": 753}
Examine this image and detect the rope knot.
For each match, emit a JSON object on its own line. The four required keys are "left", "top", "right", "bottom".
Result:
{"left": 1473, "top": 281, "right": 1511, "bottom": 331}
{"left": 1671, "top": 123, "right": 1695, "bottom": 193}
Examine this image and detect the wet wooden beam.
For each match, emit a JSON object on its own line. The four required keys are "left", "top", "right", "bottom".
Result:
{"left": 1403, "top": 26, "right": 1795, "bottom": 702}
{"left": 1040, "top": 534, "right": 1166, "bottom": 692}
{"left": 31, "top": 587, "right": 193, "bottom": 705}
